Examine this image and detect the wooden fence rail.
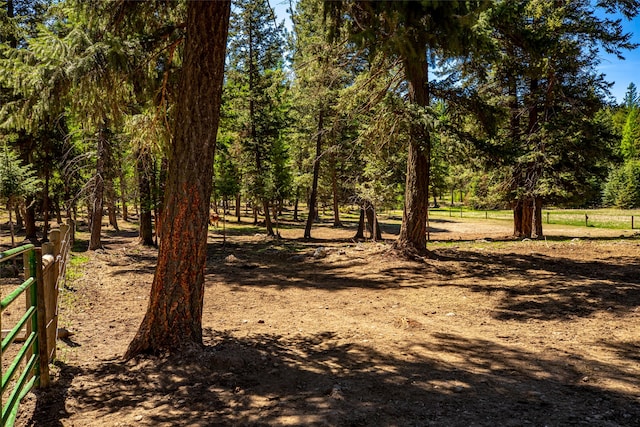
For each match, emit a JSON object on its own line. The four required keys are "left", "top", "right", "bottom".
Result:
{"left": 0, "top": 220, "right": 73, "bottom": 427}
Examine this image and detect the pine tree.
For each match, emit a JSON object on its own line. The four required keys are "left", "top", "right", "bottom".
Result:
{"left": 623, "top": 82, "right": 639, "bottom": 110}
{"left": 0, "top": 143, "right": 39, "bottom": 245}
{"left": 327, "top": 1, "right": 488, "bottom": 255}
{"left": 291, "top": 0, "right": 360, "bottom": 238}
{"left": 0, "top": 1, "right": 141, "bottom": 247}
{"left": 126, "top": 1, "right": 231, "bottom": 357}
{"left": 464, "top": 0, "right": 638, "bottom": 237}
{"left": 605, "top": 82, "right": 640, "bottom": 206}
{"left": 226, "top": 0, "right": 288, "bottom": 237}
{"left": 621, "top": 106, "right": 640, "bottom": 160}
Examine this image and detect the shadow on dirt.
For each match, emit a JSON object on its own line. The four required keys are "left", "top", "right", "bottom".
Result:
{"left": 433, "top": 248, "right": 640, "bottom": 321}
{"left": 28, "top": 330, "right": 639, "bottom": 426}
{"left": 204, "top": 237, "right": 640, "bottom": 322}
{"left": 26, "top": 361, "right": 81, "bottom": 427}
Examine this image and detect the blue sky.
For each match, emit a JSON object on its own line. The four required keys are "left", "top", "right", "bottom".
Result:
{"left": 271, "top": 1, "right": 640, "bottom": 104}
{"left": 598, "top": 14, "right": 640, "bottom": 104}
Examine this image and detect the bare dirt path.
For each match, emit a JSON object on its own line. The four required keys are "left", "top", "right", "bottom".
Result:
{"left": 13, "top": 217, "right": 640, "bottom": 426}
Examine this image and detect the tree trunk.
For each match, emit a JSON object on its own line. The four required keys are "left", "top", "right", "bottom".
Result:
{"left": 293, "top": 197, "right": 299, "bottom": 222}
{"left": 521, "top": 198, "right": 533, "bottom": 237}
{"left": 395, "top": 45, "right": 430, "bottom": 254}
{"left": 137, "top": 149, "right": 154, "bottom": 246}
{"left": 42, "top": 169, "right": 50, "bottom": 242}
{"left": 89, "top": 130, "right": 106, "bottom": 251}
{"left": 513, "top": 199, "right": 523, "bottom": 237}
{"left": 532, "top": 196, "right": 543, "bottom": 238}
{"left": 304, "top": 109, "right": 323, "bottom": 239}
{"left": 14, "top": 204, "right": 22, "bottom": 228}
{"left": 512, "top": 78, "right": 543, "bottom": 240}
{"left": 331, "top": 154, "right": 342, "bottom": 227}
{"left": 365, "top": 205, "right": 382, "bottom": 241}
{"left": 152, "top": 158, "right": 168, "bottom": 245}
{"left": 354, "top": 208, "right": 365, "bottom": 240}
{"left": 263, "top": 199, "right": 275, "bottom": 236}
{"left": 126, "top": 0, "right": 231, "bottom": 358}
{"left": 513, "top": 197, "right": 535, "bottom": 238}
{"left": 8, "top": 202, "right": 15, "bottom": 247}
{"left": 235, "top": 193, "right": 241, "bottom": 222}
{"left": 24, "top": 197, "right": 37, "bottom": 243}
{"left": 106, "top": 179, "right": 119, "bottom": 231}
{"left": 54, "top": 197, "right": 63, "bottom": 224}
{"left": 119, "top": 167, "right": 128, "bottom": 222}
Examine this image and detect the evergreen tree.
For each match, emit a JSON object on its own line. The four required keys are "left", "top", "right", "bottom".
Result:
{"left": 327, "top": 1, "right": 488, "bottom": 255}
{"left": 292, "top": 0, "right": 369, "bottom": 238}
{"left": 605, "top": 82, "right": 640, "bottom": 206}
{"left": 623, "top": 82, "right": 639, "bottom": 110}
{"left": 226, "top": 0, "right": 288, "bottom": 237}
{"left": 214, "top": 137, "right": 241, "bottom": 216}
{"left": 463, "top": 0, "right": 637, "bottom": 237}
{"left": 126, "top": 1, "right": 231, "bottom": 357}
{"left": 338, "top": 53, "right": 408, "bottom": 239}
{"left": 1, "top": 1, "right": 140, "bottom": 246}
{"left": 0, "top": 143, "right": 39, "bottom": 245}
{"left": 621, "top": 106, "right": 640, "bottom": 160}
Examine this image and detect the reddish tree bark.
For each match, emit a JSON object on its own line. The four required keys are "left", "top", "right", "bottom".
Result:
{"left": 394, "top": 36, "right": 430, "bottom": 255}
{"left": 126, "top": 1, "right": 231, "bottom": 357}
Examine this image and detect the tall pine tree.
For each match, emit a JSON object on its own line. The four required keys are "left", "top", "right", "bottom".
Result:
{"left": 226, "top": 0, "right": 288, "bottom": 236}
{"left": 328, "top": 1, "right": 488, "bottom": 255}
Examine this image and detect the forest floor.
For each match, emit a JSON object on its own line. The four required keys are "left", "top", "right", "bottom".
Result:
{"left": 4, "top": 213, "right": 640, "bottom": 426}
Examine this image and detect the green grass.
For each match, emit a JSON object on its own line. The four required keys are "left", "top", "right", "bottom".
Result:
{"left": 539, "top": 208, "right": 640, "bottom": 229}
{"left": 66, "top": 253, "right": 89, "bottom": 282}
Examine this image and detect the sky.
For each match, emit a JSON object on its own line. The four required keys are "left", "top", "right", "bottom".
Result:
{"left": 271, "top": 1, "right": 640, "bottom": 105}
{"left": 597, "top": 14, "right": 640, "bottom": 104}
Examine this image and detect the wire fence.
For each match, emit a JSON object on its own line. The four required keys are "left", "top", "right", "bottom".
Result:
{"left": 427, "top": 207, "right": 640, "bottom": 230}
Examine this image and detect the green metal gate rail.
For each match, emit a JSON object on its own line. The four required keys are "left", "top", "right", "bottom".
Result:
{"left": 0, "top": 244, "right": 49, "bottom": 427}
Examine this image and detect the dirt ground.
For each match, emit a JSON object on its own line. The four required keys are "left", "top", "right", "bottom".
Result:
{"left": 7, "top": 215, "right": 640, "bottom": 426}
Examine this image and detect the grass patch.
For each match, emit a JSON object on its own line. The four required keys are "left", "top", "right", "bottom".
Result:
{"left": 66, "top": 253, "right": 89, "bottom": 282}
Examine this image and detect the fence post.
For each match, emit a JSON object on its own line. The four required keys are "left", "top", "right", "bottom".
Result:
{"left": 66, "top": 218, "right": 75, "bottom": 247}
{"left": 42, "top": 241, "right": 57, "bottom": 363}
{"left": 23, "top": 252, "right": 34, "bottom": 379}
{"left": 34, "top": 249, "right": 50, "bottom": 387}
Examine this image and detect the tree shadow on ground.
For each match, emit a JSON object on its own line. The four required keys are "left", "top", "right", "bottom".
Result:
{"left": 103, "top": 229, "right": 140, "bottom": 241}
{"left": 431, "top": 248, "right": 640, "bottom": 321}
{"left": 25, "top": 361, "right": 82, "bottom": 427}
{"left": 429, "top": 234, "right": 640, "bottom": 245}
{"left": 205, "top": 240, "right": 408, "bottom": 292}
{"left": 28, "top": 330, "right": 640, "bottom": 426}
{"left": 204, "top": 238, "right": 640, "bottom": 322}
{"left": 71, "top": 238, "right": 89, "bottom": 253}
